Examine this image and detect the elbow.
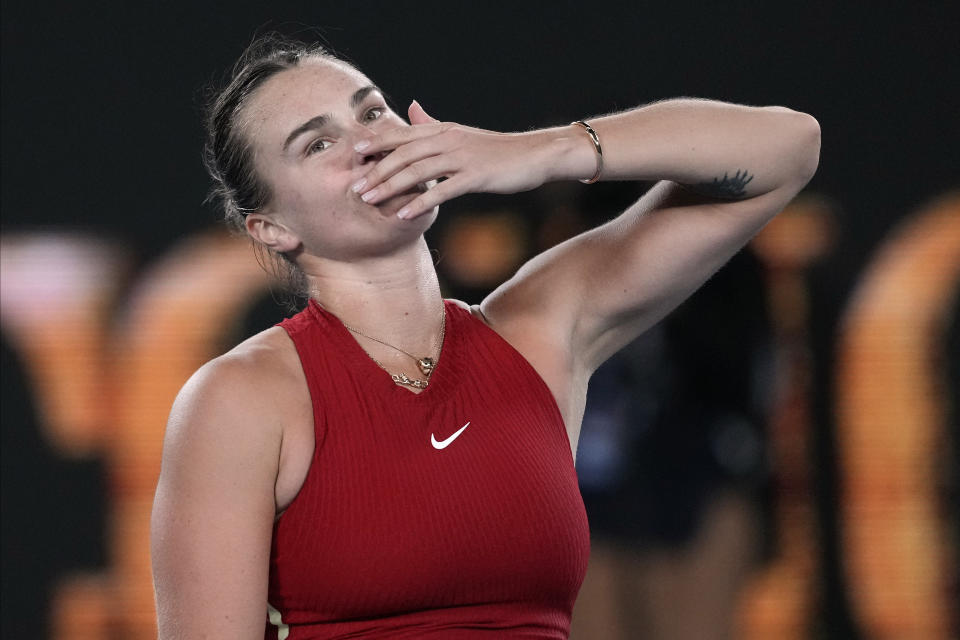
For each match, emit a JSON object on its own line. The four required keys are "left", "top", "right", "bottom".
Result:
{"left": 767, "top": 106, "right": 821, "bottom": 188}
{"left": 795, "top": 111, "right": 822, "bottom": 185}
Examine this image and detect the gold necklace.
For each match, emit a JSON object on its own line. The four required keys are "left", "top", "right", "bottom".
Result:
{"left": 339, "top": 307, "right": 446, "bottom": 389}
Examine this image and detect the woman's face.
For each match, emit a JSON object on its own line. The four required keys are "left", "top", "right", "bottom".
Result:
{"left": 241, "top": 57, "right": 435, "bottom": 262}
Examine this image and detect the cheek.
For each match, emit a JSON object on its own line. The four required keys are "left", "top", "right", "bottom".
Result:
{"left": 258, "top": 149, "right": 357, "bottom": 223}
{"left": 269, "top": 167, "right": 336, "bottom": 212}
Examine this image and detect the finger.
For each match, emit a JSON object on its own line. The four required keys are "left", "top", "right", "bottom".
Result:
{"left": 354, "top": 121, "right": 448, "bottom": 156}
{"left": 354, "top": 135, "right": 448, "bottom": 195}
{"left": 408, "top": 100, "right": 439, "bottom": 125}
{"left": 361, "top": 155, "right": 453, "bottom": 205}
{"left": 397, "top": 178, "right": 466, "bottom": 220}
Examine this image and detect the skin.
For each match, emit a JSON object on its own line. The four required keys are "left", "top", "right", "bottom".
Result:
{"left": 151, "top": 57, "right": 820, "bottom": 638}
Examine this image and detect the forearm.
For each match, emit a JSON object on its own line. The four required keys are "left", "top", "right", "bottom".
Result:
{"left": 352, "top": 98, "right": 818, "bottom": 219}
{"left": 544, "top": 98, "right": 821, "bottom": 198}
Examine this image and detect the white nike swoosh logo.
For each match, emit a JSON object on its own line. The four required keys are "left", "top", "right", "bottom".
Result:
{"left": 431, "top": 422, "right": 471, "bottom": 450}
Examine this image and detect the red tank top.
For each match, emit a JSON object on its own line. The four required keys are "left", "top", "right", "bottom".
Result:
{"left": 265, "top": 300, "right": 589, "bottom": 639}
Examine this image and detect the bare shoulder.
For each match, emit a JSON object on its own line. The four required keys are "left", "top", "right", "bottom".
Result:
{"left": 448, "top": 296, "right": 569, "bottom": 381}
{"left": 165, "top": 326, "right": 303, "bottom": 451}
{"left": 449, "top": 297, "right": 554, "bottom": 354}
{"left": 158, "top": 325, "right": 312, "bottom": 509}
{"left": 196, "top": 325, "right": 303, "bottom": 393}
{"left": 472, "top": 267, "right": 579, "bottom": 378}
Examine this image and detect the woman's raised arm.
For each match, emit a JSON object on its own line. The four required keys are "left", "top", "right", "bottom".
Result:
{"left": 355, "top": 98, "right": 819, "bottom": 372}
{"left": 353, "top": 98, "right": 819, "bottom": 221}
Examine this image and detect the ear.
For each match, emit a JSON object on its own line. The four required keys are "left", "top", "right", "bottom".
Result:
{"left": 244, "top": 213, "right": 300, "bottom": 254}
{"left": 408, "top": 100, "right": 439, "bottom": 125}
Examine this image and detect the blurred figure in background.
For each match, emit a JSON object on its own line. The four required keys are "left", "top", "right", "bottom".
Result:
{"left": 572, "top": 248, "right": 773, "bottom": 640}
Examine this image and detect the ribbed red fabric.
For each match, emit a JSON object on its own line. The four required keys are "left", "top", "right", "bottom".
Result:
{"left": 265, "top": 300, "right": 589, "bottom": 639}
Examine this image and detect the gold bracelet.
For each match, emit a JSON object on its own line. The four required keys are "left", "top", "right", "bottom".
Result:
{"left": 571, "top": 120, "right": 603, "bottom": 184}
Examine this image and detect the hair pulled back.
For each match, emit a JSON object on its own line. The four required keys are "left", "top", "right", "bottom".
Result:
{"left": 203, "top": 34, "right": 344, "bottom": 306}
{"left": 204, "top": 34, "right": 334, "bottom": 228}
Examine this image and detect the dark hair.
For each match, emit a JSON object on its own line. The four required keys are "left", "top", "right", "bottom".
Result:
{"left": 203, "top": 34, "right": 344, "bottom": 305}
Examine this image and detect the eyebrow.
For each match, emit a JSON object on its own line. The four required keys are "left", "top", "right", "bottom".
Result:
{"left": 282, "top": 85, "right": 380, "bottom": 152}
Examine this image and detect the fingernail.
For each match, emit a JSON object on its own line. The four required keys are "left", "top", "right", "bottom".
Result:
{"left": 360, "top": 189, "right": 378, "bottom": 202}
{"left": 351, "top": 178, "right": 366, "bottom": 193}
{"left": 397, "top": 207, "right": 411, "bottom": 219}
{"left": 354, "top": 140, "right": 370, "bottom": 152}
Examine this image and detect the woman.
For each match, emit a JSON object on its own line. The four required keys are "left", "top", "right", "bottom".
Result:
{"left": 151, "top": 36, "right": 819, "bottom": 639}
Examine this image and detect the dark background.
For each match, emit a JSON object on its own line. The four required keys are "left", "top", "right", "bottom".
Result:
{"left": 3, "top": 1, "right": 957, "bottom": 270}
{"left": 2, "top": 1, "right": 957, "bottom": 638}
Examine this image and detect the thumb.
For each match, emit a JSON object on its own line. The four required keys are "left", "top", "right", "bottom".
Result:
{"left": 408, "top": 100, "right": 439, "bottom": 125}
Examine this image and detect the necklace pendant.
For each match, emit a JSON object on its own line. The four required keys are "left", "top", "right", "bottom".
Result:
{"left": 392, "top": 372, "right": 428, "bottom": 389}
{"left": 418, "top": 357, "right": 436, "bottom": 376}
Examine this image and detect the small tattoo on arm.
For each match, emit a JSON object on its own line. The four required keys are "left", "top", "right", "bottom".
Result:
{"left": 692, "top": 169, "right": 754, "bottom": 199}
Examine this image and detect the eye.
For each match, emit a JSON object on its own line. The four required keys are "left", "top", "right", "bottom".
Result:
{"left": 363, "top": 106, "right": 385, "bottom": 123}
{"left": 306, "top": 138, "right": 332, "bottom": 155}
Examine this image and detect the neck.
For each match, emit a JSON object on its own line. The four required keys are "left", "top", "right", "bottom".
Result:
{"left": 300, "top": 236, "right": 443, "bottom": 345}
